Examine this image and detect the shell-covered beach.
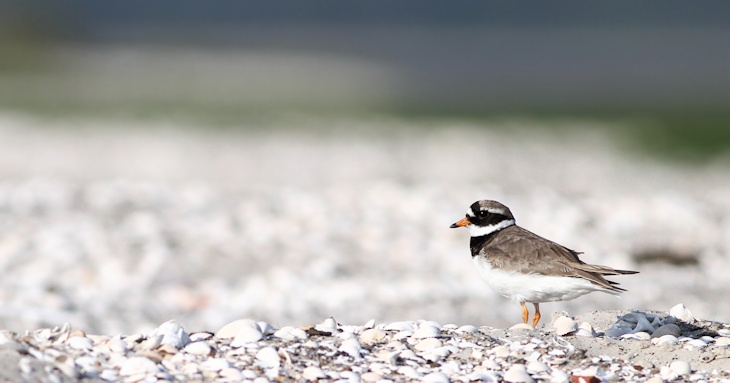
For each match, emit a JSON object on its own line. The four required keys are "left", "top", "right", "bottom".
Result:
{"left": 0, "top": 114, "right": 729, "bottom": 381}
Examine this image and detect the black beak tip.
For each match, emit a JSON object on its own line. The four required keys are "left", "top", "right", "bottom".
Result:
{"left": 449, "top": 223, "right": 458, "bottom": 228}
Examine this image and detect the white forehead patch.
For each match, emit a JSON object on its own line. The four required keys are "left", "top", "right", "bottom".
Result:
{"left": 466, "top": 208, "right": 475, "bottom": 217}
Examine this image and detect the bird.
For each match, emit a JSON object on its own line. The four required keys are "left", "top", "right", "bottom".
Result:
{"left": 450, "top": 199, "right": 638, "bottom": 327}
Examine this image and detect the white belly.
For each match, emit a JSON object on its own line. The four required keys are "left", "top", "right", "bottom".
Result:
{"left": 472, "top": 256, "right": 608, "bottom": 303}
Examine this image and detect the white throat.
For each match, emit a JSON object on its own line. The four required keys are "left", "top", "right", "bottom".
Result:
{"left": 469, "top": 219, "right": 515, "bottom": 237}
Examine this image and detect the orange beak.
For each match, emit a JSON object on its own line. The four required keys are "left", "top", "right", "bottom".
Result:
{"left": 450, "top": 217, "right": 470, "bottom": 228}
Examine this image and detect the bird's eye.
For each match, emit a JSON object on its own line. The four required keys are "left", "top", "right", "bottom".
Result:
{"left": 478, "top": 210, "right": 488, "bottom": 217}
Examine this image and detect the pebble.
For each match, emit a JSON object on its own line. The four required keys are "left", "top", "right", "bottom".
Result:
{"left": 651, "top": 324, "right": 681, "bottom": 338}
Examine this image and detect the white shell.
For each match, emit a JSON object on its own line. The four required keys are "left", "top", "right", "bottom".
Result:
{"left": 504, "top": 364, "right": 535, "bottom": 383}
{"left": 359, "top": 329, "right": 387, "bottom": 343}
{"left": 255, "top": 346, "right": 281, "bottom": 368}
{"left": 67, "top": 336, "right": 94, "bottom": 351}
{"left": 119, "top": 356, "right": 158, "bottom": 376}
{"left": 153, "top": 320, "right": 191, "bottom": 349}
{"left": 576, "top": 322, "right": 596, "bottom": 337}
{"left": 220, "top": 368, "right": 243, "bottom": 380}
{"left": 652, "top": 335, "right": 679, "bottom": 345}
{"left": 302, "top": 366, "right": 327, "bottom": 380}
{"left": 200, "top": 357, "right": 231, "bottom": 372}
{"left": 509, "top": 323, "right": 534, "bottom": 331}
{"left": 315, "top": 317, "right": 338, "bottom": 334}
{"left": 527, "top": 361, "right": 550, "bottom": 373}
{"left": 338, "top": 338, "right": 362, "bottom": 358}
{"left": 257, "top": 322, "right": 277, "bottom": 336}
{"left": 553, "top": 316, "right": 578, "bottom": 336}
{"left": 715, "top": 337, "right": 730, "bottom": 346}
{"left": 421, "top": 371, "right": 450, "bottom": 383}
{"left": 412, "top": 325, "right": 441, "bottom": 339}
{"left": 273, "top": 326, "right": 308, "bottom": 341}
{"left": 384, "top": 321, "right": 415, "bottom": 332}
{"left": 231, "top": 326, "right": 263, "bottom": 347}
{"left": 455, "top": 325, "right": 478, "bottom": 334}
{"left": 414, "top": 338, "right": 442, "bottom": 351}
{"left": 670, "top": 360, "right": 692, "bottom": 375}
{"left": 670, "top": 303, "right": 694, "bottom": 322}
{"left": 183, "top": 341, "right": 212, "bottom": 355}
{"left": 216, "top": 319, "right": 260, "bottom": 339}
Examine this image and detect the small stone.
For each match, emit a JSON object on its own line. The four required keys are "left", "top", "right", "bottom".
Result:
{"left": 302, "top": 366, "right": 327, "bottom": 380}
{"left": 360, "top": 329, "right": 387, "bottom": 343}
{"left": 216, "top": 319, "right": 260, "bottom": 339}
{"left": 504, "top": 364, "right": 535, "bottom": 383}
{"left": 670, "top": 303, "right": 694, "bottom": 322}
{"left": 119, "top": 356, "right": 158, "bottom": 376}
{"left": 651, "top": 324, "right": 681, "bottom": 338}
{"left": 553, "top": 316, "right": 578, "bottom": 336}
{"left": 670, "top": 360, "right": 692, "bottom": 375}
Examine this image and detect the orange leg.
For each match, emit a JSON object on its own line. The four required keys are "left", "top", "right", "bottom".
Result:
{"left": 520, "top": 302, "right": 529, "bottom": 324}
{"left": 532, "top": 303, "right": 541, "bottom": 327}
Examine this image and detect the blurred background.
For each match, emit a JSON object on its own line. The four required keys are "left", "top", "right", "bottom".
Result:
{"left": 0, "top": 0, "right": 729, "bottom": 335}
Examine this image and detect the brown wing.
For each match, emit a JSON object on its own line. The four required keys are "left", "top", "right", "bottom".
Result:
{"left": 483, "top": 225, "right": 637, "bottom": 291}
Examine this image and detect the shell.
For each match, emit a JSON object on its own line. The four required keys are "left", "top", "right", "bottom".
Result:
{"left": 153, "top": 320, "right": 191, "bottom": 349}
{"left": 359, "top": 329, "right": 387, "bottom": 343}
{"left": 118, "top": 356, "right": 158, "bottom": 376}
{"left": 652, "top": 335, "right": 679, "bottom": 346}
{"left": 216, "top": 319, "right": 260, "bottom": 339}
{"left": 200, "top": 357, "right": 231, "bottom": 372}
{"left": 715, "top": 337, "right": 730, "bottom": 346}
{"left": 576, "top": 322, "right": 596, "bottom": 337}
{"left": 255, "top": 346, "right": 281, "bottom": 368}
{"left": 66, "top": 336, "right": 94, "bottom": 351}
{"left": 231, "top": 326, "right": 263, "bottom": 346}
{"left": 338, "top": 338, "right": 362, "bottom": 358}
{"left": 384, "top": 321, "right": 415, "bottom": 332}
{"left": 183, "top": 341, "right": 213, "bottom": 356}
{"left": 412, "top": 325, "right": 441, "bottom": 339}
{"left": 315, "top": 317, "right": 339, "bottom": 334}
{"left": 509, "top": 323, "right": 534, "bottom": 331}
{"left": 503, "top": 364, "right": 535, "bottom": 383}
{"left": 670, "top": 303, "right": 694, "bottom": 322}
{"left": 553, "top": 316, "right": 578, "bottom": 336}
{"left": 669, "top": 360, "right": 692, "bottom": 375}
{"left": 455, "top": 325, "right": 478, "bottom": 334}
{"left": 302, "top": 366, "right": 327, "bottom": 380}
{"left": 421, "top": 371, "right": 450, "bottom": 383}
{"left": 413, "top": 338, "right": 442, "bottom": 351}
{"left": 273, "top": 326, "right": 308, "bottom": 341}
